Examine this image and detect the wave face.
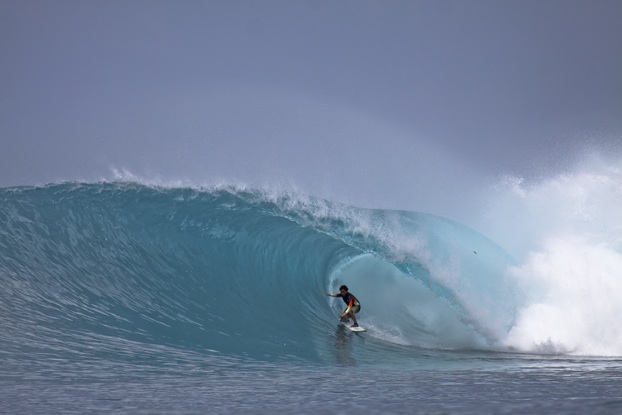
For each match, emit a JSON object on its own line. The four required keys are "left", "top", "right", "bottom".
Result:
{"left": 0, "top": 182, "right": 521, "bottom": 367}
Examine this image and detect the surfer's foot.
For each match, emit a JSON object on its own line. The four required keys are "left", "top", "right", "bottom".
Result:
{"left": 352, "top": 323, "right": 359, "bottom": 328}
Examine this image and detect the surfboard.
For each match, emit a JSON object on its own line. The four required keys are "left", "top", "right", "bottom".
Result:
{"left": 341, "top": 321, "right": 367, "bottom": 332}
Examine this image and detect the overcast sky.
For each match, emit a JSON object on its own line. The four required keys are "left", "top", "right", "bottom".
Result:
{"left": 1, "top": 0, "right": 621, "bottom": 216}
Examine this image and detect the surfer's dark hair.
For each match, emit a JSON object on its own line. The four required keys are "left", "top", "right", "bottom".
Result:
{"left": 339, "top": 285, "right": 349, "bottom": 292}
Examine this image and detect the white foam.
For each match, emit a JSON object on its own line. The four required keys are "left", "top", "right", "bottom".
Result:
{"left": 503, "top": 236, "right": 622, "bottom": 356}
{"left": 486, "top": 156, "right": 622, "bottom": 356}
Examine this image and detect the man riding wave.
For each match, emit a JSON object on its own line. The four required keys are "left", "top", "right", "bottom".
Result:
{"left": 325, "top": 285, "right": 360, "bottom": 328}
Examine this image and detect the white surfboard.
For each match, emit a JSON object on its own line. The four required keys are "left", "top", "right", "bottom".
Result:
{"left": 341, "top": 321, "right": 367, "bottom": 332}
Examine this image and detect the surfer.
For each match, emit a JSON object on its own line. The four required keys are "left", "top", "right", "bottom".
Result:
{"left": 325, "top": 285, "right": 360, "bottom": 327}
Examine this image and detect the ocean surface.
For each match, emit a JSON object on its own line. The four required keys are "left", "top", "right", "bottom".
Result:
{"left": 1, "top": 182, "right": 621, "bottom": 414}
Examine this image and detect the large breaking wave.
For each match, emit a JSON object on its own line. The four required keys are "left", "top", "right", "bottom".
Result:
{"left": 1, "top": 175, "right": 620, "bottom": 367}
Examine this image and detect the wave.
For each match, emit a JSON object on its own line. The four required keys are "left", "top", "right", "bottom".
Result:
{"left": 1, "top": 174, "right": 620, "bottom": 365}
{"left": 0, "top": 182, "right": 520, "bottom": 365}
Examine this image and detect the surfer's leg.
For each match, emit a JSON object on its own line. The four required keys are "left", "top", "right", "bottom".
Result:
{"left": 349, "top": 305, "right": 360, "bottom": 326}
{"left": 341, "top": 309, "right": 350, "bottom": 322}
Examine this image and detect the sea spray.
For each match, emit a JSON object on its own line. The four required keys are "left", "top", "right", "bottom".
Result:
{"left": 480, "top": 158, "right": 622, "bottom": 355}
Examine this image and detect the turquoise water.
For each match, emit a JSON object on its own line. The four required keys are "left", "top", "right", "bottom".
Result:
{"left": 2, "top": 182, "right": 621, "bottom": 414}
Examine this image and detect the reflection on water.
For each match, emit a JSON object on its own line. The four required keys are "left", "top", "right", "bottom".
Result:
{"left": 333, "top": 325, "right": 367, "bottom": 366}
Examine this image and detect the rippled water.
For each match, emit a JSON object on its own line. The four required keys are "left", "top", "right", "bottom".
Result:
{"left": 4, "top": 343, "right": 622, "bottom": 414}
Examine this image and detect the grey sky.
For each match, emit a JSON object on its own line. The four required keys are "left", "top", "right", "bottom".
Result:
{"left": 1, "top": 0, "right": 621, "bottom": 217}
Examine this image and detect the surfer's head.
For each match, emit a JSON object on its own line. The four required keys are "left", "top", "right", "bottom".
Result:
{"left": 339, "top": 285, "right": 349, "bottom": 293}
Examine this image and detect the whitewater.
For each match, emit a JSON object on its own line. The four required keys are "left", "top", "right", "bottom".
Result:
{"left": 2, "top": 163, "right": 622, "bottom": 414}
